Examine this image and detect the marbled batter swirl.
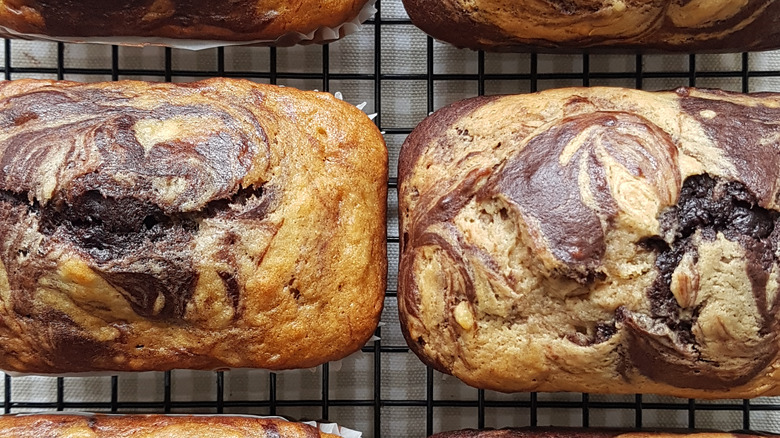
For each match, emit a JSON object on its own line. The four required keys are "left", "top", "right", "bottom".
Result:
{"left": 0, "top": 78, "right": 387, "bottom": 373}
{"left": 402, "top": 0, "right": 780, "bottom": 52}
{"left": 398, "top": 87, "right": 780, "bottom": 398}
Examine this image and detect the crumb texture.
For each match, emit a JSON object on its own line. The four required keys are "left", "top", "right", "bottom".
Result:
{"left": 401, "top": 0, "right": 780, "bottom": 52}
{"left": 0, "top": 78, "right": 387, "bottom": 373}
{"left": 398, "top": 87, "right": 780, "bottom": 398}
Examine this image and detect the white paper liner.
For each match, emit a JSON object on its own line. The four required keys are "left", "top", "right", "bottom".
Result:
{"left": 6, "top": 412, "right": 362, "bottom": 437}
{"left": 0, "top": 0, "right": 375, "bottom": 50}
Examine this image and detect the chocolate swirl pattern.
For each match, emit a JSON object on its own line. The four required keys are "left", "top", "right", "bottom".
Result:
{"left": 493, "top": 112, "right": 681, "bottom": 281}
{"left": 398, "top": 87, "right": 780, "bottom": 398}
{"left": 0, "top": 0, "right": 369, "bottom": 42}
{"left": 0, "top": 78, "right": 387, "bottom": 373}
{"left": 401, "top": 0, "right": 780, "bottom": 52}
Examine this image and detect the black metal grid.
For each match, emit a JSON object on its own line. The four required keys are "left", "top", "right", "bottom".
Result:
{"left": 3, "top": 1, "right": 780, "bottom": 437}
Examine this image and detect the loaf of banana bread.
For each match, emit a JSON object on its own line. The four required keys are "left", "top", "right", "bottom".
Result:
{"left": 0, "top": 78, "right": 387, "bottom": 374}
{"left": 402, "top": 0, "right": 780, "bottom": 52}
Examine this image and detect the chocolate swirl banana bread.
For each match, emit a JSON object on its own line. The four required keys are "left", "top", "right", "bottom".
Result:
{"left": 398, "top": 87, "right": 780, "bottom": 398}
{"left": 402, "top": 0, "right": 780, "bottom": 52}
{"left": 0, "top": 414, "right": 340, "bottom": 437}
{"left": 0, "top": 78, "right": 387, "bottom": 374}
{"left": 0, "top": 0, "right": 369, "bottom": 42}
{"left": 430, "top": 428, "right": 775, "bottom": 438}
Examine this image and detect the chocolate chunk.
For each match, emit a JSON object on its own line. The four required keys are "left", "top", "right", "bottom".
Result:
{"left": 656, "top": 174, "right": 778, "bottom": 315}
{"left": 37, "top": 190, "right": 198, "bottom": 319}
{"left": 566, "top": 321, "right": 617, "bottom": 347}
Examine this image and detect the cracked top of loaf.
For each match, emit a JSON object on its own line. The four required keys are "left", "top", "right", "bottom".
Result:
{"left": 398, "top": 86, "right": 780, "bottom": 398}
{"left": 0, "top": 0, "right": 369, "bottom": 41}
{"left": 0, "top": 78, "right": 387, "bottom": 374}
{"left": 401, "top": 0, "right": 780, "bottom": 52}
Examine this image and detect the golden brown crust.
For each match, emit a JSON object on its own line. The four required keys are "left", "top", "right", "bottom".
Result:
{"left": 398, "top": 86, "right": 780, "bottom": 398}
{"left": 0, "top": 0, "right": 369, "bottom": 42}
{"left": 430, "top": 428, "right": 776, "bottom": 438}
{"left": 0, "top": 78, "right": 387, "bottom": 374}
{"left": 0, "top": 414, "right": 341, "bottom": 438}
{"left": 401, "top": 0, "right": 780, "bottom": 53}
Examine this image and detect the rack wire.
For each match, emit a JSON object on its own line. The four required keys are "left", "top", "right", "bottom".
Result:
{"left": 3, "top": 1, "right": 780, "bottom": 437}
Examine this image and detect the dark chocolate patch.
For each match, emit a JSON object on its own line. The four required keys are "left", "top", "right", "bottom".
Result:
{"left": 654, "top": 174, "right": 778, "bottom": 317}
{"left": 566, "top": 321, "right": 617, "bottom": 347}
{"left": 624, "top": 174, "right": 780, "bottom": 389}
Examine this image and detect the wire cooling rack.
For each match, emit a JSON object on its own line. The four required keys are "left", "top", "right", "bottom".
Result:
{"left": 3, "top": 1, "right": 780, "bottom": 437}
